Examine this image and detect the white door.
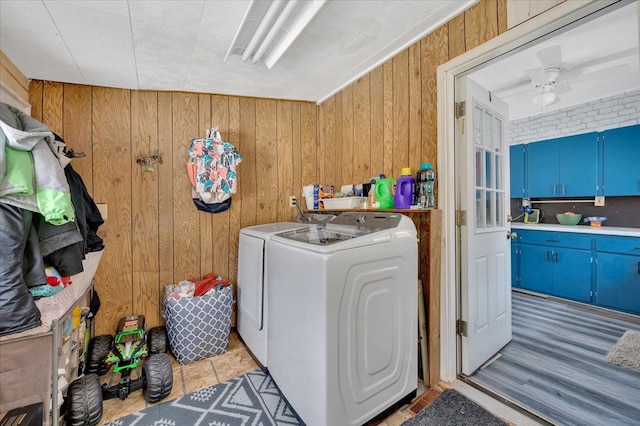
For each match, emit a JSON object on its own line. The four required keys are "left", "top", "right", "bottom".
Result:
{"left": 456, "top": 76, "right": 512, "bottom": 375}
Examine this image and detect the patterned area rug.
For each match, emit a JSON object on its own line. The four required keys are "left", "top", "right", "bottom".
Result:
{"left": 105, "top": 369, "right": 302, "bottom": 426}
{"left": 606, "top": 330, "right": 640, "bottom": 374}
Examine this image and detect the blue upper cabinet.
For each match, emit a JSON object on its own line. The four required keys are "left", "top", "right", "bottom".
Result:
{"left": 510, "top": 145, "right": 526, "bottom": 198}
{"left": 603, "top": 124, "right": 640, "bottom": 196}
{"left": 527, "top": 132, "right": 598, "bottom": 198}
{"left": 527, "top": 139, "right": 559, "bottom": 197}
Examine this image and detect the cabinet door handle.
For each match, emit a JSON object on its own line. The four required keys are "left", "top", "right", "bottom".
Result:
{"left": 561, "top": 184, "right": 566, "bottom": 194}
{"left": 545, "top": 239, "right": 560, "bottom": 243}
{"left": 637, "top": 261, "right": 640, "bottom": 275}
{"left": 552, "top": 184, "right": 556, "bottom": 195}
{"left": 555, "top": 251, "right": 559, "bottom": 263}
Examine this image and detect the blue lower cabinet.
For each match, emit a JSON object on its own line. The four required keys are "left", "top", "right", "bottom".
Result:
{"left": 519, "top": 245, "right": 553, "bottom": 294}
{"left": 511, "top": 243, "right": 519, "bottom": 288}
{"left": 596, "top": 252, "right": 640, "bottom": 315}
{"left": 517, "top": 243, "right": 592, "bottom": 303}
{"left": 552, "top": 248, "right": 592, "bottom": 303}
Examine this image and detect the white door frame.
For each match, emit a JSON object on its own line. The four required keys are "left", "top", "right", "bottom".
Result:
{"left": 436, "top": 0, "right": 629, "bottom": 383}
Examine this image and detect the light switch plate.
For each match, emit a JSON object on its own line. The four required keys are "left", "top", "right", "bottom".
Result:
{"left": 594, "top": 196, "right": 605, "bottom": 207}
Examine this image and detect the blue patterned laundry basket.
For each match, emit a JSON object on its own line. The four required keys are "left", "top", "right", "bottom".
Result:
{"left": 163, "top": 285, "right": 233, "bottom": 365}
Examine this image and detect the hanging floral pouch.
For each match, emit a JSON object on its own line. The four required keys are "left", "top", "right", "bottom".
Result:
{"left": 187, "top": 128, "right": 242, "bottom": 213}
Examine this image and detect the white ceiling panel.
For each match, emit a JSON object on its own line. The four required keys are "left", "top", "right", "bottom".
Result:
{"left": 44, "top": 1, "right": 133, "bottom": 47}
{"left": 128, "top": 0, "right": 205, "bottom": 27}
{"left": 49, "top": 0, "right": 131, "bottom": 17}
{"left": 4, "top": 0, "right": 635, "bottom": 118}
{"left": 0, "top": 1, "right": 57, "bottom": 33}
{"left": 1, "top": 28, "right": 85, "bottom": 84}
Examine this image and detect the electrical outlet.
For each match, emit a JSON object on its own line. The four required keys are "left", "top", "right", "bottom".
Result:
{"left": 594, "top": 196, "right": 605, "bottom": 207}
{"left": 289, "top": 196, "right": 297, "bottom": 207}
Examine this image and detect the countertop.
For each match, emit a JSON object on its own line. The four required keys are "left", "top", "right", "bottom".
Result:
{"left": 511, "top": 222, "right": 640, "bottom": 237}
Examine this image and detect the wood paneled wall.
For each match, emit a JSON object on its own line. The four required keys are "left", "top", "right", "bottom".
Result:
{"left": 29, "top": 83, "right": 317, "bottom": 335}
{"left": 28, "top": 0, "right": 508, "bottom": 385}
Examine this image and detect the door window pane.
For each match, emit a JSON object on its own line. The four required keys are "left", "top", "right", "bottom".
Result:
{"left": 493, "top": 115, "right": 502, "bottom": 152}
{"left": 484, "top": 111, "right": 492, "bottom": 148}
{"left": 476, "top": 190, "right": 485, "bottom": 229}
{"left": 476, "top": 148, "right": 483, "bottom": 187}
{"left": 486, "top": 190, "right": 495, "bottom": 227}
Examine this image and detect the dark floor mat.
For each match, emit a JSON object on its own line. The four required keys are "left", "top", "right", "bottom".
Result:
{"left": 403, "top": 389, "right": 506, "bottom": 426}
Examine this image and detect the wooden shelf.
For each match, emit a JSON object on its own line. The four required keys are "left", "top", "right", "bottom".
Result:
{"left": 305, "top": 208, "right": 437, "bottom": 214}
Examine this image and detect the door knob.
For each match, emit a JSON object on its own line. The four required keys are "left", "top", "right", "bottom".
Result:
{"left": 507, "top": 231, "right": 517, "bottom": 240}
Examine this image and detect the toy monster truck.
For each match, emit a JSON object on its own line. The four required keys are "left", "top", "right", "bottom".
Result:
{"left": 65, "top": 315, "right": 173, "bottom": 426}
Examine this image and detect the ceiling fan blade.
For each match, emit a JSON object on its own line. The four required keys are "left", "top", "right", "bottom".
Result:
{"left": 492, "top": 78, "right": 531, "bottom": 95}
{"left": 571, "top": 64, "right": 631, "bottom": 84}
{"left": 560, "top": 47, "right": 638, "bottom": 80}
{"left": 524, "top": 68, "right": 546, "bottom": 85}
{"left": 553, "top": 83, "right": 572, "bottom": 94}
{"left": 536, "top": 45, "right": 563, "bottom": 68}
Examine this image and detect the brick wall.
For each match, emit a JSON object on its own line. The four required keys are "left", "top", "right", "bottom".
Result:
{"left": 510, "top": 89, "right": 640, "bottom": 144}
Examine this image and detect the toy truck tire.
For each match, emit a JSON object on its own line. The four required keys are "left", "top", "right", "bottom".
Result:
{"left": 66, "top": 374, "right": 103, "bottom": 426}
{"left": 85, "top": 335, "right": 113, "bottom": 376}
{"left": 143, "top": 353, "right": 173, "bottom": 403}
{"left": 147, "top": 326, "right": 168, "bottom": 354}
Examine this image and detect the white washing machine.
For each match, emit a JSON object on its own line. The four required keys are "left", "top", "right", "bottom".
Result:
{"left": 267, "top": 212, "right": 418, "bottom": 426}
{"left": 237, "top": 222, "right": 311, "bottom": 367}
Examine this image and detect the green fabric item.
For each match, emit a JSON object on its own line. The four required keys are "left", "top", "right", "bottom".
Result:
{"left": 4, "top": 147, "right": 34, "bottom": 195}
{"left": 36, "top": 187, "right": 75, "bottom": 225}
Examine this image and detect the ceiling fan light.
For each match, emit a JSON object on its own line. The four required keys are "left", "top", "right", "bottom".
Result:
{"left": 533, "top": 91, "right": 557, "bottom": 106}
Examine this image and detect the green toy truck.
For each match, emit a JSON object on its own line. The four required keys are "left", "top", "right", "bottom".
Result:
{"left": 65, "top": 315, "right": 173, "bottom": 426}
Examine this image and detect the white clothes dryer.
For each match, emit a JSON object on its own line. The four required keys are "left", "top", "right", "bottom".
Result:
{"left": 267, "top": 212, "right": 418, "bottom": 426}
{"left": 237, "top": 222, "right": 311, "bottom": 367}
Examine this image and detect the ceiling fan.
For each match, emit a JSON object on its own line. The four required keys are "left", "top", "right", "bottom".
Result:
{"left": 526, "top": 66, "right": 570, "bottom": 106}
{"left": 494, "top": 44, "right": 635, "bottom": 107}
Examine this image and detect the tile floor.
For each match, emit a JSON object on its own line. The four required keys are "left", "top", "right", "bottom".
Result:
{"left": 100, "top": 331, "right": 417, "bottom": 425}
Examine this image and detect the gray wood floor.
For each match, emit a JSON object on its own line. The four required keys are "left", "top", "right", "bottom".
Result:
{"left": 471, "top": 291, "right": 640, "bottom": 426}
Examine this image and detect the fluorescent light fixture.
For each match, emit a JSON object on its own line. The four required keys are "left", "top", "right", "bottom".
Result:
{"left": 225, "top": 0, "right": 326, "bottom": 69}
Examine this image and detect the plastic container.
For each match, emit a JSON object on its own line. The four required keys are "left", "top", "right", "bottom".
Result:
{"left": 416, "top": 163, "right": 436, "bottom": 209}
{"left": 375, "top": 178, "right": 396, "bottom": 209}
{"left": 367, "top": 182, "right": 377, "bottom": 208}
{"left": 321, "top": 197, "right": 366, "bottom": 209}
{"left": 584, "top": 216, "right": 608, "bottom": 228}
{"left": 394, "top": 168, "right": 415, "bottom": 209}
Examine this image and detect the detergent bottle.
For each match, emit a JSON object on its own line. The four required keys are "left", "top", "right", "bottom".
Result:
{"left": 374, "top": 177, "right": 396, "bottom": 209}
{"left": 394, "top": 168, "right": 414, "bottom": 209}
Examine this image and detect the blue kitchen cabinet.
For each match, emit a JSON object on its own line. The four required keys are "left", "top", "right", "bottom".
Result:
{"left": 510, "top": 144, "right": 526, "bottom": 198}
{"left": 516, "top": 230, "right": 593, "bottom": 302}
{"left": 511, "top": 240, "right": 520, "bottom": 287}
{"left": 526, "top": 132, "right": 598, "bottom": 198}
{"left": 602, "top": 124, "right": 640, "bottom": 196}
{"left": 552, "top": 248, "right": 593, "bottom": 303}
{"left": 526, "top": 140, "right": 558, "bottom": 198}
{"left": 594, "top": 234, "right": 640, "bottom": 315}
{"left": 596, "top": 252, "right": 640, "bottom": 315}
{"left": 519, "top": 244, "right": 553, "bottom": 294}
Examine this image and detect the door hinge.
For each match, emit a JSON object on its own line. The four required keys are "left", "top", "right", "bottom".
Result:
{"left": 456, "top": 210, "right": 467, "bottom": 226}
{"left": 455, "top": 101, "right": 466, "bottom": 118}
{"left": 456, "top": 319, "right": 468, "bottom": 337}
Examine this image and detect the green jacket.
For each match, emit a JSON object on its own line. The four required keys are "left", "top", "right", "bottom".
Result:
{"left": 0, "top": 103, "right": 74, "bottom": 225}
